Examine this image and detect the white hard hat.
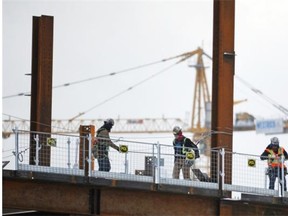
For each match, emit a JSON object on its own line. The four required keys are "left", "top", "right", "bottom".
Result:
{"left": 271, "top": 137, "right": 279, "bottom": 146}
{"left": 104, "top": 118, "right": 114, "bottom": 126}
{"left": 173, "top": 126, "right": 182, "bottom": 135}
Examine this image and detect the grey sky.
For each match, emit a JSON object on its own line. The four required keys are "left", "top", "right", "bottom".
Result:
{"left": 2, "top": 0, "right": 288, "bottom": 125}
{"left": 2, "top": 0, "right": 288, "bottom": 173}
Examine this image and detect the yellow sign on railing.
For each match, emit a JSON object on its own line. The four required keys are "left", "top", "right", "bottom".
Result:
{"left": 248, "top": 159, "right": 256, "bottom": 167}
{"left": 47, "top": 138, "right": 57, "bottom": 147}
{"left": 119, "top": 145, "right": 128, "bottom": 153}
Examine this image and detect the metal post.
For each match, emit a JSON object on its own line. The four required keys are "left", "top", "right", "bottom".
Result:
{"left": 264, "top": 168, "right": 268, "bottom": 189}
{"left": 34, "top": 134, "right": 41, "bottom": 166}
{"left": 277, "top": 165, "right": 280, "bottom": 195}
{"left": 211, "top": 0, "right": 235, "bottom": 184}
{"left": 14, "top": 127, "right": 19, "bottom": 170}
{"left": 152, "top": 144, "right": 155, "bottom": 182}
{"left": 217, "top": 149, "right": 220, "bottom": 184}
{"left": 82, "top": 136, "right": 86, "bottom": 171}
{"left": 88, "top": 134, "right": 92, "bottom": 177}
{"left": 221, "top": 148, "right": 225, "bottom": 189}
{"left": 29, "top": 15, "right": 53, "bottom": 166}
{"left": 73, "top": 139, "right": 79, "bottom": 169}
{"left": 124, "top": 153, "right": 128, "bottom": 174}
{"left": 156, "top": 142, "right": 161, "bottom": 184}
{"left": 67, "top": 138, "right": 71, "bottom": 168}
{"left": 280, "top": 156, "right": 285, "bottom": 197}
{"left": 219, "top": 148, "right": 225, "bottom": 193}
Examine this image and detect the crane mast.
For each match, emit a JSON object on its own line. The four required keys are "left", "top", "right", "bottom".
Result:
{"left": 189, "top": 48, "right": 211, "bottom": 137}
{"left": 4, "top": 47, "right": 286, "bottom": 140}
{"left": 1, "top": 47, "right": 213, "bottom": 141}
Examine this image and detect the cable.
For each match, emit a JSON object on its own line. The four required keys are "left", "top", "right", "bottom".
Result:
{"left": 69, "top": 62, "right": 178, "bottom": 120}
{"left": 2, "top": 51, "right": 193, "bottom": 99}
{"left": 12, "top": 147, "right": 29, "bottom": 162}
{"left": 52, "top": 59, "right": 166, "bottom": 89}
{"left": 3, "top": 92, "right": 30, "bottom": 99}
{"left": 69, "top": 49, "right": 206, "bottom": 120}
{"left": 3, "top": 48, "right": 206, "bottom": 132}
{"left": 235, "top": 75, "right": 288, "bottom": 117}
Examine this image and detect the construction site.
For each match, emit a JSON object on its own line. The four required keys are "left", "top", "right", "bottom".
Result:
{"left": 2, "top": 0, "right": 288, "bottom": 215}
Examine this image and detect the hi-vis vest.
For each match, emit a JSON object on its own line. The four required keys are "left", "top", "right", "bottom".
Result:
{"left": 92, "top": 128, "right": 109, "bottom": 158}
{"left": 174, "top": 138, "right": 192, "bottom": 156}
{"left": 267, "top": 147, "right": 286, "bottom": 168}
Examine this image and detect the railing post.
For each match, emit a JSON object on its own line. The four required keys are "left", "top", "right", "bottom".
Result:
{"left": 34, "top": 134, "right": 41, "bottom": 166}
{"left": 88, "top": 134, "right": 92, "bottom": 177}
{"left": 82, "top": 136, "right": 86, "bottom": 173}
{"left": 218, "top": 148, "right": 225, "bottom": 195}
{"left": 280, "top": 155, "right": 285, "bottom": 197}
{"left": 264, "top": 168, "right": 268, "bottom": 189}
{"left": 277, "top": 165, "right": 280, "bottom": 194}
{"left": 221, "top": 148, "right": 225, "bottom": 189}
{"left": 151, "top": 144, "right": 157, "bottom": 183}
{"left": 73, "top": 139, "right": 79, "bottom": 169}
{"left": 13, "top": 127, "right": 19, "bottom": 170}
{"left": 156, "top": 142, "right": 161, "bottom": 184}
{"left": 124, "top": 152, "right": 128, "bottom": 174}
{"left": 67, "top": 138, "right": 71, "bottom": 168}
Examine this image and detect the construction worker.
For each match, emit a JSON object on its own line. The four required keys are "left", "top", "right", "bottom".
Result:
{"left": 92, "top": 118, "right": 120, "bottom": 172}
{"left": 172, "top": 126, "right": 200, "bottom": 180}
{"left": 260, "top": 137, "right": 288, "bottom": 191}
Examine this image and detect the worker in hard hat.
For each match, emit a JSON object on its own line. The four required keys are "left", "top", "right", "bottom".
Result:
{"left": 172, "top": 126, "right": 200, "bottom": 180}
{"left": 92, "top": 118, "right": 120, "bottom": 172}
{"left": 260, "top": 137, "right": 288, "bottom": 191}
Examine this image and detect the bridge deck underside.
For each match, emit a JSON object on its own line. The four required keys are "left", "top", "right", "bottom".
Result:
{"left": 3, "top": 170, "right": 288, "bottom": 215}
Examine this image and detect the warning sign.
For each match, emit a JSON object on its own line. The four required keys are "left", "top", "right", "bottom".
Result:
{"left": 47, "top": 138, "right": 57, "bottom": 147}
{"left": 119, "top": 145, "right": 128, "bottom": 153}
{"left": 248, "top": 159, "right": 256, "bottom": 167}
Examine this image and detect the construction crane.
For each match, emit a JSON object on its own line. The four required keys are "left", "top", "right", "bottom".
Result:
{"left": 3, "top": 48, "right": 287, "bottom": 139}
{"left": 0, "top": 47, "right": 245, "bottom": 141}
{"left": 2, "top": 47, "right": 211, "bottom": 140}
{"left": 185, "top": 47, "right": 212, "bottom": 142}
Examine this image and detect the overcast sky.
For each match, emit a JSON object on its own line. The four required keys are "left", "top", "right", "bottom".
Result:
{"left": 2, "top": 0, "right": 288, "bottom": 146}
{"left": 2, "top": 0, "right": 288, "bottom": 178}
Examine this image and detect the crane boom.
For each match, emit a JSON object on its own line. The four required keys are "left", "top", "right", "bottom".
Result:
{"left": 2, "top": 118, "right": 189, "bottom": 138}
{"left": 4, "top": 48, "right": 287, "bottom": 139}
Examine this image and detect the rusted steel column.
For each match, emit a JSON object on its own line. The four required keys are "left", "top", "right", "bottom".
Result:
{"left": 79, "top": 125, "right": 95, "bottom": 175}
{"left": 29, "top": 15, "right": 54, "bottom": 166}
{"left": 211, "top": 0, "right": 235, "bottom": 185}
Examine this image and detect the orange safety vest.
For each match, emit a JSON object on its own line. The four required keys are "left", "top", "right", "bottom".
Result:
{"left": 266, "top": 147, "right": 286, "bottom": 168}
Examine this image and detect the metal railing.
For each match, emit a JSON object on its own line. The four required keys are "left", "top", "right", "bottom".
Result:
{"left": 6, "top": 129, "right": 288, "bottom": 198}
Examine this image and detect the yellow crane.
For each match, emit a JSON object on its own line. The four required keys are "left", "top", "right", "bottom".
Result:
{"left": 186, "top": 47, "right": 211, "bottom": 141}
{"left": 1, "top": 48, "right": 259, "bottom": 139}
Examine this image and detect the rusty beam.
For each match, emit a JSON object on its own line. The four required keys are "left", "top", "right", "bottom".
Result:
{"left": 211, "top": 0, "right": 235, "bottom": 184}
{"left": 3, "top": 170, "right": 288, "bottom": 215}
{"left": 100, "top": 188, "right": 218, "bottom": 215}
{"left": 3, "top": 180, "right": 218, "bottom": 215}
{"left": 29, "top": 15, "right": 54, "bottom": 166}
{"left": 3, "top": 174, "right": 219, "bottom": 215}
{"left": 79, "top": 125, "right": 95, "bottom": 175}
{"left": 220, "top": 199, "right": 288, "bottom": 216}
{"left": 3, "top": 179, "right": 92, "bottom": 215}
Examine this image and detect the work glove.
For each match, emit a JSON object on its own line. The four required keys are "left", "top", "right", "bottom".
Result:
{"left": 185, "top": 159, "right": 194, "bottom": 167}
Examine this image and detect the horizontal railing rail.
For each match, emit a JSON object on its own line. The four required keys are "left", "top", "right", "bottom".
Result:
{"left": 4, "top": 129, "right": 287, "bottom": 198}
